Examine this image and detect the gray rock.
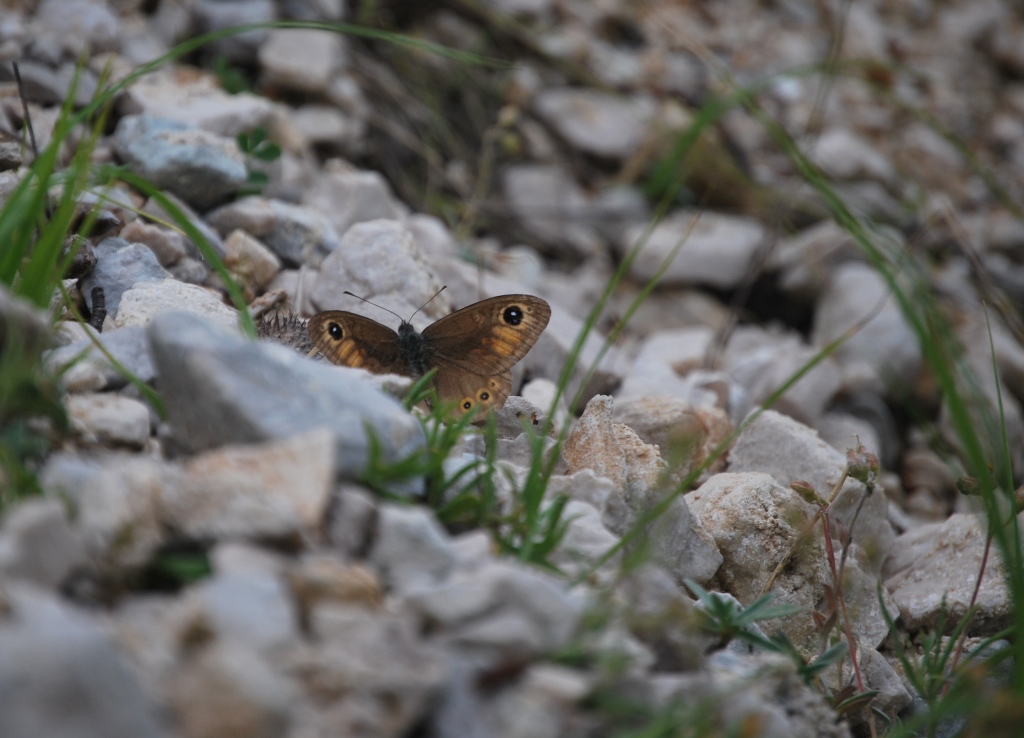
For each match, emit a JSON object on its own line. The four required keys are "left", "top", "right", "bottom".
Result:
{"left": 206, "top": 196, "right": 341, "bottom": 267}
{"left": 561, "top": 395, "right": 722, "bottom": 584}
{"left": 41, "top": 453, "right": 176, "bottom": 572}
{"left": 687, "top": 472, "right": 827, "bottom": 654}
{"left": 884, "top": 513, "right": 1014, "bottom": 635}
{"left": 0, "top": 584, "right": 164, "bottom": 738}
{"left": 404, "top": 559, "right": 580, "bottom": 663}
{"left": 118, "top": 219, "right": 188, "bottom": 267}
{"left": 0, "top": 499, "right": 84, "bottom": 587}
{"left": 222, "top": 228, "right": 282, "bottom": 299}
{"left": 619, "top": 210, "right": 765, "bottom": 289}
{"left": 811, "top": 128, "right": 897, "bottom": 185}
{"left": 278, "top": 0, "right": 346, "bottom": 20}
{"left": 291, "top": 105, "right": 364, "bottom": 152}
{"left": 0, "top": 284, "right": 53, "bottom": 357}
{"left": 121, "top": 70, "right": 275, "bottom": 137}
{"left": 501, "top": 164, "right": 602, "bottom": 258}
{"left": 289, "top": 605, "right": 447, "bottom": 734}
{"left": 165, "top": 429, "right": 335, "bottom": 541}
{"left": 302, "top": 167, "right": 402, "bottom": 240}
{"left": 114, "top": 115, "right": 248, "bottom": 211}
{"left": 729, "top": 410, "right": 893, "bottom": 575}
{"left": 114, "top": 279, "right": 239, "bottom": 330}
{"left": 141, "top": 191, "right": 226, "bottom": 260}
{"left": 655, "top": 652, "right": 853, "bottom": 738}
{"left": 309, "top": 219, "right": 448, "bottom": 319}
{"left": 0, "top": 58, "right": 98, "bottom": 106}
{"left": 770, "top": 220, "right": 863, "bottom": 298}
{"left": 723, "top": 325, "right": 844, "bottom": 426}
{"left": 326, "top": 486, "right": 379, "bottom": 557}
{"left": 811, "top": 262, "right": 922, "bottom": 394}
{"left": 549, "top": 500, "right": 621, "bottom": 580}
{"left": 533, "top": 88, "right": 655, "bottom": 159}
{"left": 183, "top": 570, "right": 296, "bottom": 652}
{"left": 168, "top": 256, "right": 212, "bottom": 286}
{"left": 34, "top": 0, "right": 120, "bottom": 56}
{"left": 258, "top": 28, "right": 347, "bottom": 95}
{"left": 166, "top": 640, "right": 292, "bottom": 738}
{"left": 195, "top": 0, "right": 275, "bottom": 64}
{"left": 369, "top": 504, "right": 457, "bottom": 592}
{"left": 147, "top": 311, "right": 424, "bottom": 479}
{"left": 0, "top": 140, "right": 21, "bottom": 171}
{"left": 78, "top": 236, "right": 170, "bottom": 318}
{"left": 66, "top": 393, "right": 152, "bottom": 448}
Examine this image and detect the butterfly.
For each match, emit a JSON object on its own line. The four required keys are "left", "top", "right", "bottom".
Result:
{"left": 307, "top": 293, "right": 551, "bottom": 416}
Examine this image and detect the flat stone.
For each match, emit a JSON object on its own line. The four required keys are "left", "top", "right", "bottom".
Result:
{"left": 884, "top": 513, "right": 1015, "bottom": 635}
{"left": 533, "top": 88, "right": 655, "bottom": 159}
{"left": 811, "top": 262, "right": 922, "bottom": 394}
{"left": 118, "top": 219, "right": 188, "bottom": 267}
{"left": 46, "top": 326, "right": 154, "bottom": 393}
{"left": 501, "top": 164, "right": 602, "bottom": 258}
{"left": 66, "top": 393, "right": 152, "bottom": 448}
{"left": 165, "top": 429, "right": 335, "bottom": 541}
{"left": 41, "top": 453, "right": 176, "bottom": 572}
{"left": 115, "top": 279, "right": 239, "bottom": 330}
{"left": 121, "top": 68, "right": 275, "bottom": 136}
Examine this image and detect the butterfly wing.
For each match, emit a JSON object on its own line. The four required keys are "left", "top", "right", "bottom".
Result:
{"left": 421, "top": 295, "right": 550, "bottom": 414}
{"left": 306, "top": 311, "right": 406, "bottom": 374}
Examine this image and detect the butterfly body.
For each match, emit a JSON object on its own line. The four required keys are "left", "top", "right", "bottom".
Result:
{"left": 308, "top": 294, "right": 551, "bottom": 415}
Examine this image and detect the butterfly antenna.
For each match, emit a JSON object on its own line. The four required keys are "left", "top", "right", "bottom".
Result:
{"left": 342, "top": 291, "right": 405, "bottom": 322}
{"left": 408, "top": 285, "right": 447, "bottom": 322}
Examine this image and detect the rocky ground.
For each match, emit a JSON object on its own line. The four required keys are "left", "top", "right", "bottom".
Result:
{"left": 2, "top": 0, "right": 1024, "bottom": 736}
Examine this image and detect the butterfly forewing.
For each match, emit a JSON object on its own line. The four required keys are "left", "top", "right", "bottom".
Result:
{"left": 421, "top": 295, "right": 551, "bottom": 376}
{"left": 307, "top": 311, "right": 406, "bottom": 374}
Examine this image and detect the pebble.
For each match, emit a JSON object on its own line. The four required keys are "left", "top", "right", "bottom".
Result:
{"left": 207, "top": 195, "right": 341, "bottom": 267}
{"left": 114, "top": 115, "right": 249, "bottom": 211}
{"left": 301, "top": 166, "right": 403, "bottom": 239}
{"left": 258, "top": 28, "right": 347, "bottom": 95}
{"left": 619, "top": 210, "right": 765, "bottom": 289}
{"left": 79, "top": 236, "right": 170, "bottom": 318}
{"left": 0, "top": 499, "right": 85, "bottom": 588}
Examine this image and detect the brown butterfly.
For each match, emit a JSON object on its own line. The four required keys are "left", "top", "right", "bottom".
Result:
{"left": 307, "top": 293, "right": 551, "bottom": 415}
